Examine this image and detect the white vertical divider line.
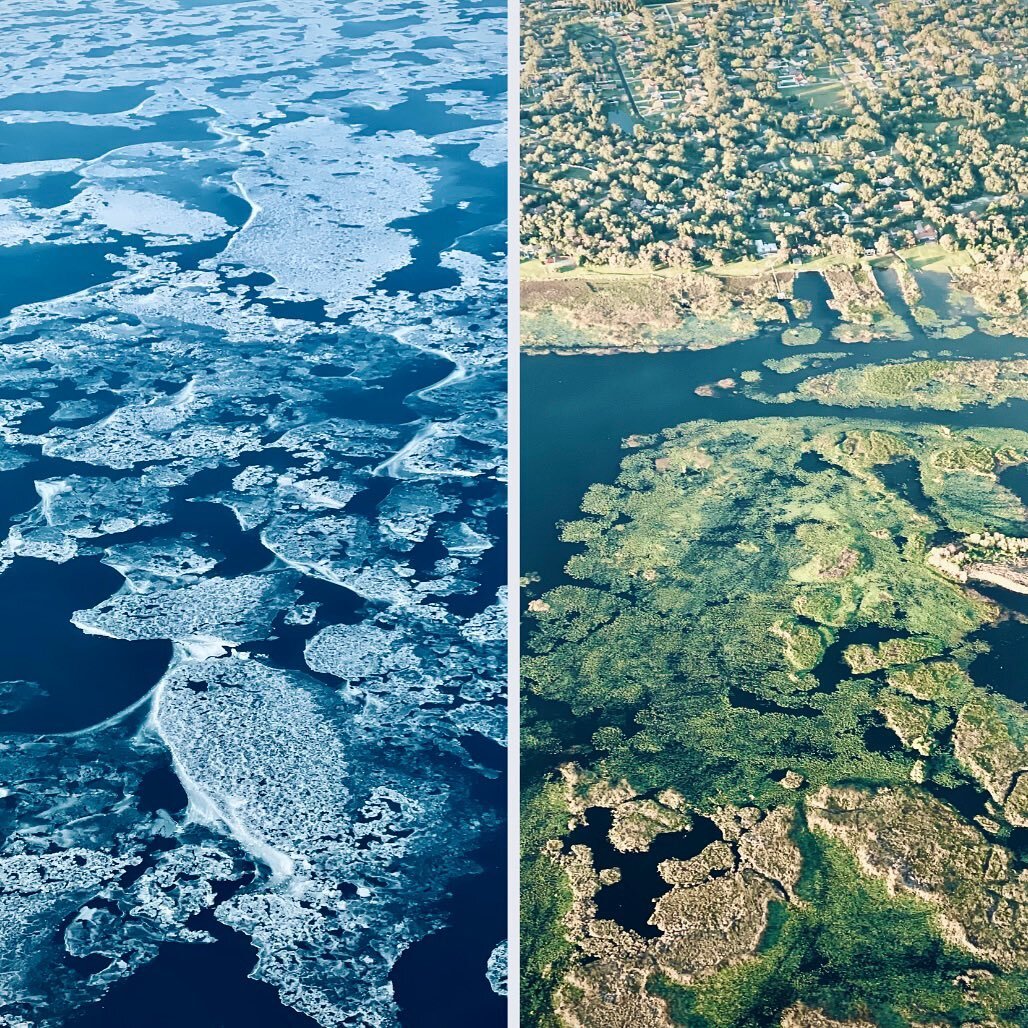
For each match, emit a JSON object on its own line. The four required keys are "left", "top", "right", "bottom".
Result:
{"left": 506, "top": 0, "right": 521, "bottom": 1013}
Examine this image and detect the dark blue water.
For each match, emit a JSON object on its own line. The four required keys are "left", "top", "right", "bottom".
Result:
{"left": 1001, "top": 463, "right": 1028, "bottom": 506}
{"left": 0, "top": 181, "right": 245, "bottom": 315}
{"left": 177, "top": 0, "right": 246, "bottom": 8}
{"left": 0, "top": 170, "right": 81, "bottom": 208}
{"left": 141, "top": 33, "right": 234, "bottom": 50}
{"left": 415, "top": 35, "right": 457, "bottom": 49}
{"left": 323, "top": 353, "right": 456, "bottom": 422}
{"left": 0, "top": 243, "right": 120, "bottom": 316}
{"left": 969, "top": 619, "right": 1027, "bottom": 705}
{"left": 0, "top": 556, "right": 170, "bottom": 733}
{"left": 0, "top": 110, "right": 216, "bottom": 162}
{"left": 67, "top": 920, "right": 321, "bottom": 1028}
{"left": 382, "top": 159, "right": 506, "bottom": 294}
{"left": 331, "top": 15, "right": 424, "bottom": 41}
{"left": 792, "top": 269, "right": 841, "bottom": 330}
{"left": 137, "top": 762, "right": 188, "bottom": 813}
{"left": 119, "top": 497, "right": 276, "bottom": 579}
{"left": 347, "top": 93, "right": 480, "bottom": 136}
{"left": 0, "top": 85, "right": 151, "bottom": 114}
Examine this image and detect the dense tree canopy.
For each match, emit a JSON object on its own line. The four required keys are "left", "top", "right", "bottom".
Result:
{"left": 522, "top": 0, "right": 1028, "bottom": 266}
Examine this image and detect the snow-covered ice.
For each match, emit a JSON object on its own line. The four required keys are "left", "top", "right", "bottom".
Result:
{"left": 0, "top": 0, "right": 506, "bottom": 1023}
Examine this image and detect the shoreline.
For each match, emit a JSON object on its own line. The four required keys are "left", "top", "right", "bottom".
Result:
{"left": 520, "top": 257, "right": 1015, "bottom": 356}
{"left": 520, "top": 241, "right": 980, "bottom": 283}
{"left": 521, "top": 341, "right": 719, "bottom": 356}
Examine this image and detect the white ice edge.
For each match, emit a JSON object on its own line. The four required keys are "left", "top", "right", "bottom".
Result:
{"left": 149, "top": 675, "right": 297, "bottom": 880}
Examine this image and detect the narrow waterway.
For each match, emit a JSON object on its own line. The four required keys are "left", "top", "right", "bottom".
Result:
{"left": 522, "top": 272, "right": 1028, "bottom": 588}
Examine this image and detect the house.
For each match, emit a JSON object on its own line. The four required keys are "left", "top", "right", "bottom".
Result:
{"left": 913, "top": 222, "right": 938, "bottom": 243}
{"left": 755, "top": 239, "right": 779, "bottom": 257}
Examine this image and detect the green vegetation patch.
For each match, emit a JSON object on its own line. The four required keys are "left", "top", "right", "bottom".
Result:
{"left": 781, "top": 325, "right": 823, "bottom": 347}
{"left": 522, "top": 782, "right": 577, "bottom": 1028}
{"left": 648, "top": 831, "right": 986, "bottom": 1028}
{"left": 522, "top": 418, "right": 1028, "bottom": 1025}
{"left": 746, "top": 359, "right": 1028, "bottom": 413}
{"left": 520, "top": 272, "right": 782, "bottom": 352}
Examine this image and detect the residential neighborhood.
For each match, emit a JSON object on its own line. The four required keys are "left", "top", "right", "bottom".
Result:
{"left": 522, "top": 0, "right": 1028, "bottom": 268}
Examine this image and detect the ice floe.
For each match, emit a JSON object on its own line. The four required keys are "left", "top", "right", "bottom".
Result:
{"left": 0, "top": 0, "right": 506, "bottom": 1021}
{"left": 73, "top": 573, "right": 296, "bottom": 645}
{"left": 487, "top": 940, "right": 508, "bottom": 996}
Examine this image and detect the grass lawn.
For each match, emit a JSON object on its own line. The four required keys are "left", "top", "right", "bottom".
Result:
{"left": 713, "top": 254, "right": 791, "bottom": 277}
{"left": 520, "top": 258, "right": 683, "bottom": 281}
{"left": 896, "top": 243, "right": 978, "bottom": 272}
{"left": 795, "top": 80, "right": 848, "bottom": 112}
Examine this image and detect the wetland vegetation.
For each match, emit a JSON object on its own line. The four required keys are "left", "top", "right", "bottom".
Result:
{"left": 522, "top": 418, "right": 1028, "bottom": 1027}
{"left": 744, "top": 358, "right": 1028, "bottom": 411}
{"left": 520, "top": 0, "right": 1028, "bottom": 1023}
